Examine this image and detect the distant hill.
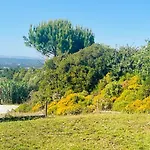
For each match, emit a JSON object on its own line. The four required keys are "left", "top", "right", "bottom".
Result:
{"left": 0, "top": 56, "right": 44, "bottom": 68}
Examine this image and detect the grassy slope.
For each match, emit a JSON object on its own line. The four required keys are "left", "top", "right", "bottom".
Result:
{"left": 0, "top": 113, "right": 150, "bottom": 150}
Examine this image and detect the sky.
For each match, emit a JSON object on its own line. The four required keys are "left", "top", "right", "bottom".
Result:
{"left": 0, "top": 0, "right": 150, "bottom": 58}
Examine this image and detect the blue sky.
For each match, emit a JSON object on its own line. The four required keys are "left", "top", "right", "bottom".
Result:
{"left": 0, "top": 0, "right": 150, "bottom": 58}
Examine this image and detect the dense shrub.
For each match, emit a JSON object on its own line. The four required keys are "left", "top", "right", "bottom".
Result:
{"left": 38, "top": 44, "right": 117, "bottom": 101}
{"left": 0, "top": 79, "right": 31, "bottom": 104}
{"left": 16, "top": 103, "right": 32, "bottom": 113}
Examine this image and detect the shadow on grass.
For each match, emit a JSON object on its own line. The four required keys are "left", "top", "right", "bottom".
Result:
{"left": 0, "top": 113, "right": 46, "bottom": 122}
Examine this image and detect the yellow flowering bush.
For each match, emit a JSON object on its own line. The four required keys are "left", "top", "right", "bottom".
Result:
{"left": 48, "top": 93, "right": 94, "bottom": 115}
{"left": 125, "top": 100, "right": 142, "bottom": 113}
{"left": 47, "top": 101, "right": 57, "bottom": 115}
{"left": 46, "top": 74, "right": 149, "bottom": 115}
{"left": 125, "top": 97, "right": 150, "bottom": 113}
{"left": 32, "top": 103, "right": 42, "bottom": 112}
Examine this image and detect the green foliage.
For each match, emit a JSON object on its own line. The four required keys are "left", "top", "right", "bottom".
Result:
{"left": 0, "top": 68, "right": 19, "bottom": 79}
{"left": 37, "top": 44, "right": 117, "bottom": 101}
{"left": 16, "top": 103, "right": 32, "bottom": 113}
{"left": 23, "top": 19, "right": 94, "bottom": 57}
{"left": 2, "top": 33, "right": 150, "bottom": 114}
{"left": 105, "top": 81, "right": 122, "bottom": 97}
{"left": 133, "top": 44, "right": 150, "bottom": 79}
{"left": 112, "top": 45, "right": 137, "bottom": 79}
{"left": 0, "top": 79, "right": 31, "bottom": 104}
{"left": 20, "top": 42, "right": 150, "bottom": 114}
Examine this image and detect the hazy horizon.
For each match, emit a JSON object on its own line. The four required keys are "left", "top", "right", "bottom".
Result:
{"left": 0, "top": 54, "right": 45, "bottom": 59}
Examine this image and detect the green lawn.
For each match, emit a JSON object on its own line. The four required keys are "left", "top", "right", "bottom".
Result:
{"left": 0, "top": 113, "right": 150, "bottom": 150}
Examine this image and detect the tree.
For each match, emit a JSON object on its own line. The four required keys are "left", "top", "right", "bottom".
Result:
{"left": 23, "top": 19, "right": 95, "bottom": 57}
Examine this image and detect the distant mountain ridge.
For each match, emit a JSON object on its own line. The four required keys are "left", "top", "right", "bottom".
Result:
{"left": 0, "top": 56, "right": 45, "bottom": 68}
{"left": 0, "top": 55, "right": 44, "bottom": 60}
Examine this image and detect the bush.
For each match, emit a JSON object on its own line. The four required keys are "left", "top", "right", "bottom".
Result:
{"left": 125, "top": 97, "right": 150, "bottom": 113}
{"left": 47, "top": 101, "right": 57, "bottom": 115}
{"left": 32, "top": 103, "right": 42, "bottom": 112}
{"left": 16, "top": 103, "right": 32, "bottom": 113}
{"left": 105, "top": 81, "right": 122, "bottom": 98}
{"left": 47, "top": 92, "right": 96, "bottom": 115}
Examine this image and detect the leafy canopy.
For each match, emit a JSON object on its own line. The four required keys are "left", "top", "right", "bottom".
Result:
{"left": 23, "top": 19, "right": 95, "bottom": 57}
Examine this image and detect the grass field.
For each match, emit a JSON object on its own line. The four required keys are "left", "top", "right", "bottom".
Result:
{"left": 0, "top": 113, "right": 150, "bottom": 150}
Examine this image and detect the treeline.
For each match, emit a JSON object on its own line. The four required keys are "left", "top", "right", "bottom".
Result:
{"left": 1, "top": 43, "right": 150, "bottom": 113}
{"left": 15, "top": 43, "right": 150, "bottom": 114}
